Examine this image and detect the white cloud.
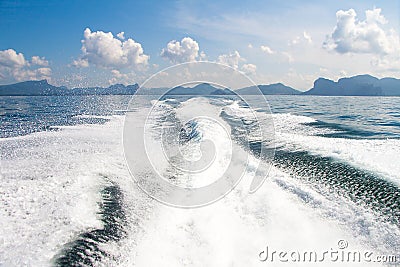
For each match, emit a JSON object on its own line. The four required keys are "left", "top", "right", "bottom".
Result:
{"left": 117, "top": 32, "right": 125, "bottom": 40}
{"left": 71, "top": 58, "right": 89, "bottom": 68}
{"left": 199, "top": 51, "right": 207, "bottom": 60}
{"left": 160, "top": 37, "right": 200, "bottom": 63}
{"left": 0, "top": 49, "right": 26, "bottom": 68}
{"left": 323, "top": 8, "right": 399, "bottom": 55}
{"left": 260, "top": 45, "right": 275, "bottom": 54}
{"left": 241, "top": 63, "right": 257, "bottom": 75}
{"left": 31, "top": 56, "right": 49, "bottom": 66}
{"left": 0, "top": 49, "right": 52, "bottom": 82}
{"left": 217, "top": 50, "right": 243, "bottom": 69}
{"left": 303, "top": 31, "right": 313, "bottom": 44}
{"left": 370, "top": 55, "right": 400, "bottom": 72}
{"left": 248, "top": 43, "right": 253, "bottom": 49}
{"left": 290, "top": 31, "right": 313, "bottom": 46}
{"left": 12, "top": 67, "right": 52, "bottom": 82}
{"left": 73, "top": 28, "right": 149, "bottom": 69}
{"left": 109, "top": 69, "right": 129, "bottom": 85}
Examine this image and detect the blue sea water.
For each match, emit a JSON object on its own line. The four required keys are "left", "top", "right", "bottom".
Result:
{"left": 1, "top": 94, "right": 399, "bottom": 266}
{"left": 0, "top": 95, "right": 132, "bottom": 138}
{"left": 265, "top": 96, "right": 400, "bottom": 139}
{"left": 1, "top": 95, "right": 400, "bottom": 139}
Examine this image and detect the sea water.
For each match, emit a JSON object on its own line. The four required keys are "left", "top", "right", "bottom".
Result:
{"left": 1, "top": 95, "right": 399, "bottom": 266}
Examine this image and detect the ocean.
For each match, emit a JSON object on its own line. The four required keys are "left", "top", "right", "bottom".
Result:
{"left": 1, "top": 95, "right": 399, "bottom": 266}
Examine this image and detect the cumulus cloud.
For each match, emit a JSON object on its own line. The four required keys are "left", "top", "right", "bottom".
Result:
{"left": 71, "top": 58, "right": 89, "bottom": 68}
{"left": 0, "top": 49, "right": 52, "bottom": 82}
{"left": 73, "top": 28, "right": 149, "bottom": 69}
{"left": 260, "top": 45, "right": 275, "bottom": 54}
{"left": 117, "top": 32, "right": 125, "bottom": 40}
{"left": 12, "top": 67, "right": 52, "bottom": 82}
{"left": 31, "top": 56, "right": 49, "bottom": 66}
{"left": 241, "top": 63, "right": 257, "bottom": 75}
{"left": 0, "top": 49, "right": 26, "bottom": 68}
{"left": 160, "top": 37, "right": 200, "bottom": 63}
{"left": 323, "top": 8, "right": 399, "bottom": 55}
{"left": 217, "top": 50, "right": 243, "bottom": 69}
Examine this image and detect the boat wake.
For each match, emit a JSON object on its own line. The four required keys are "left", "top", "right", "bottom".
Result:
{"left": 1, "top": 96, "right": 399, "bottom": 266}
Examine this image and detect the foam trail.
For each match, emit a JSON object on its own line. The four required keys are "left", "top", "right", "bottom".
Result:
{"left": 121, "top": 97, "right": 399, "bottom": 266}
{"left": 129, "top": 166, "right": 395, "bottom": 266}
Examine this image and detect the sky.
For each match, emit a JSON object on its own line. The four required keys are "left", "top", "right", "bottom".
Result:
{"left": 0, "top": 0, "right": 399, "bottom": 90}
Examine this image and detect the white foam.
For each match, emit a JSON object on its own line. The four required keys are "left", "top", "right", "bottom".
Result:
{"left": 0, "top": 115, "right": 145, "bottom": 266}
{"left": 174, "top": 98, "right": 233, "bottom": 187}
{"left": 117, "top": 100, "right": 398, "bottom": 266}
{"left": 223, "top": 100, "right": 256, "bottom": 121}
{"left": 124, "top": 164, "right": 393, "bottom": 267}
{"left": 271, "top": 113, "right": 400, "bottom": 186}
{"left": 272, "top": 113, "right": 337, "bottom": 136}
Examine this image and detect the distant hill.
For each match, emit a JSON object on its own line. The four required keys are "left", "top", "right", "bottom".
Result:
{"left": 0, "top": 80, "right": 61, "bottom": 96}
{"left": 136, "top": 84, "right": 235, "bottom": 96}
{"left": 2, "top": 75, "right": 400, "bottom": 96}
{"left": 140, "top": 83, "right": 299, "bottom": 96}
{"left": 303, "top": 75, "right": 400, "bottom": 96}
{"left": 236, "top": 83, "right": 301, "bottom": 95}
{"left": 0, "top": 80, "right": 138, "bottom": 96}
{"left": 166, "top": 83, "right": 233, "bottom": 95}
{"left": 378, "top": 78, "right": 400, "bottom": 96}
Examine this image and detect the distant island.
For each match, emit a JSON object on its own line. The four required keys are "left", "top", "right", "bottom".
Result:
{"left": 0, "top": 80, "right": 138, "bottom": 96}
{"left": 0, "top": 74, "right": 399, "bottom": 96}
{"left": 137, "top": 83, "right": 300, "bottom": 96}
{"left": 235, "top": 83, "right": 300, "bottom": 95}
{"left": 160, "top": 83, "right": 301, "bottom": 96}
{"left": 304, "top": 75, "right": 400, "bottom": 96}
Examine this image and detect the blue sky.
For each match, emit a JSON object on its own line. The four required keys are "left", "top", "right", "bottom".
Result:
{"left": 0, "top": 0, "right": 399, "bottom": 90}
